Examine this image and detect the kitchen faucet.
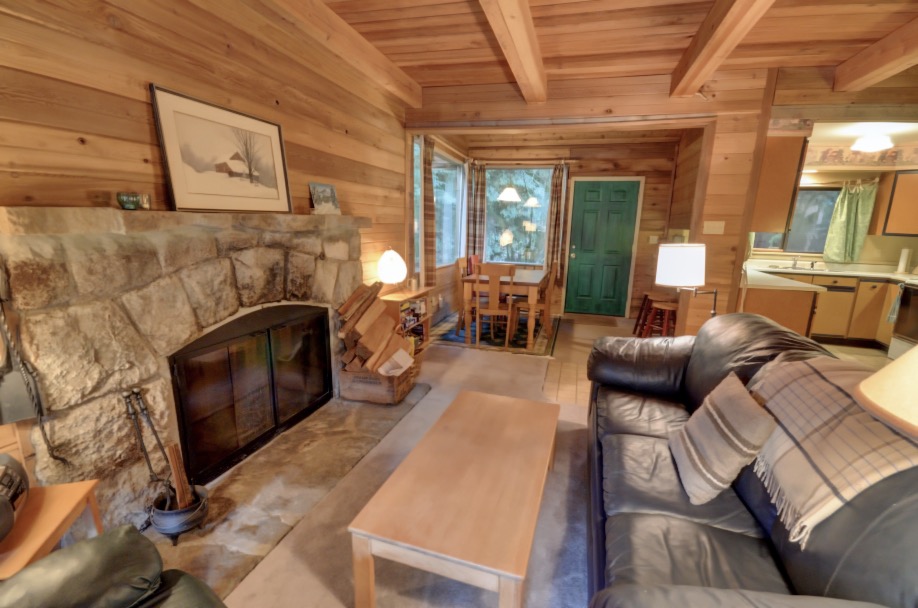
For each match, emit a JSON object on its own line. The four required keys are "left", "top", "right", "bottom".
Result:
{"left": 791, "top": 256, "right": 799, "bottom": 269}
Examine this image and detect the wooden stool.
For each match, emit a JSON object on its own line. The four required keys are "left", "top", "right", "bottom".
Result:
{"left": 633, "top": 291, "right": 676, "bottom": 336}
{"left": 642, "top": 302, "right": 677, "bottom": 338}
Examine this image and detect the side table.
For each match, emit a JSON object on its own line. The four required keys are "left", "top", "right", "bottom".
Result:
{"left": 0, "top": 479, "right": 103, "bottom": 579}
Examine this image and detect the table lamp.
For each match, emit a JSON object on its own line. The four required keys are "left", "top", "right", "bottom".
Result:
{"left": 853, "top": 345, "right": 918, "bottom": 438}
{"left": 378, "top": 248, "right": 407, "bottom": 285}
{"left": 655, "top": 243, "right": 718, "bottom": 317}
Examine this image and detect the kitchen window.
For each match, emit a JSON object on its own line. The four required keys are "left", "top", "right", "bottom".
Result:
{"left": 753, "top": 187, "right": 841, "bottom": 253}
{"left": 484, "top": 167, "right": 552, "bottom": 264}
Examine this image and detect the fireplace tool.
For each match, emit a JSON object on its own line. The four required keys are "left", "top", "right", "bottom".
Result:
{"left": 123, "top": 388, "right": 208, "bottom": 545}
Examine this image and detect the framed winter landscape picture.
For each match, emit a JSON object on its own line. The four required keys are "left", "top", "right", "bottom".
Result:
{"left": 150, "top": 85, "right": 291, "bottom": 213}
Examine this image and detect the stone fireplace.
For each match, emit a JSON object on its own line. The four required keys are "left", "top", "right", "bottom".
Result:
{"left": 0, "top": 207, "right": 368, "bottom": 529}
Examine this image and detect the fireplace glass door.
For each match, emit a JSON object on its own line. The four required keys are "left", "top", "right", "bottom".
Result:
{"left": 171, "top": 306, "right": 332, "bottom": 484}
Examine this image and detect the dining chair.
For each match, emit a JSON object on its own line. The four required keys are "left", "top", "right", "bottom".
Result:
{"left": 508, "top": 263, "right": 558, "bottom": 341}
{"left": 474, "top": 262, "right": 515, "bottom": 348}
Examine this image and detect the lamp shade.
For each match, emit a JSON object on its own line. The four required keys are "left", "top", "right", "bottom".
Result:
{"left": 377, "top": 248, "right": 407, "bottom": 284}
{"left": 854, "top": 346, "right": 918, "bottom": 437}
{"left": 524, "top": 197, "right": 540, "bottom": 208}
{"left": 655, "top": 243, "right": 705, "bottom": 287}
{"left": 497, "top": 187, "right": 521, "bottom": 202}
{"left": 499, "top": 229, "right": 514, "bottom": 246}
{"left": 851, "top": 133, "right": 893, "bottom": 153}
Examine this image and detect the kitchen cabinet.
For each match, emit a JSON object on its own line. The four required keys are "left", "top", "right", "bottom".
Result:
{"left": 743, "top": 289, "right": 816, "bottom": 336}
{"left": 750, "top": 137, "right": 808, "bottom": 233}
{"left": 849, "top": 279, "right": 888, "bottom": 340}
{"left": 771, "top": 273, "right": 814, "bottom": 283}
{"left": 884, "top": 171, "right": 918, "bottom": 235}
{"left": 810, "top": 276, "right": 857, "bottom": 337}
{"left": 868, "top": 172, "right": 896, "bottom": 235}
{"left": 876, "top": 283, "right": 900, "bottom": 346}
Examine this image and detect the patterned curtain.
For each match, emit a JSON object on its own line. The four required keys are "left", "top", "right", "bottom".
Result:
{"left": 823, "top": 180, "right": 878, "bottom": 263}
{"left": 466, "top": 162, "right": 487, "bottom": 258}
{"left": 546, "top": 164, "right": 568, "bottom": 284}
{"left": 422, "top": 136, "right": 437, "bottom": 287}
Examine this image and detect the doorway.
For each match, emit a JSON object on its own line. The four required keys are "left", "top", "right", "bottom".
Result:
{"left": 564, "top": 180, "right": 640, "bottom": 316}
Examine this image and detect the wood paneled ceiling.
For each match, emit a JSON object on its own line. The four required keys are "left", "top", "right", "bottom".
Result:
{"left": 322, "top": 0, "right": 918, "bottom": 102}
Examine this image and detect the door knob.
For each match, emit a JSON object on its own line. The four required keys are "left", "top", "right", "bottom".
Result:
{"left": 570, "top": 253, "right": 576, "bottom": 259}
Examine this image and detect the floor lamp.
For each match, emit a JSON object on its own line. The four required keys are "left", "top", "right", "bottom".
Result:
{"left": 654, "top": 243, "right": 718, "bottom": 318}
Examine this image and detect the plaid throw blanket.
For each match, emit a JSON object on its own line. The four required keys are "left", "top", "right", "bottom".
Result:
{"left": 749, "top": 356, "right": 918, "bottom": 548}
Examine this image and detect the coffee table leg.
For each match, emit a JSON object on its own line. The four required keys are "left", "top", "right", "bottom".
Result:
{"left": 352, "top": 535, "right": 376, "bottom": 608}
{"left": 498, "top": 577, "right": 523, "bottom": 608}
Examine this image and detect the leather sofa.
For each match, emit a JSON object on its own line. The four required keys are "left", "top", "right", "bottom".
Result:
{"left": 0, "top": 525, "right": 225, "bottom": 608}
{"left": 586, "top": 313, "right": 918, "bottom": 608}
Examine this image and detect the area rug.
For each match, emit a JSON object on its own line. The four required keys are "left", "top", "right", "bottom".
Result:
{"left": 149, "top": 383, "right": 430, "bottom": 598}
{"left": 431, "top": 311, "right": 560, "bottom": 356}
{"left": 225, "top": 345, "right": 589, "bottom": 608}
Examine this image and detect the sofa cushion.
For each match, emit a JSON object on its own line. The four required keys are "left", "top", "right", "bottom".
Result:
{"left": 601, "top": 434, "right": 762, "bottom": 537}
{"left": 596, "top": 387, "right": 689, "bottom": 439}
{"left": 589, "top": 584, "right": 890, "bottom": 608}
{"left": 684, "top": 313, "right": 831, "bottom": 411}
{"left": 133, "top": 569, "right": 227, "bottom": 608}
{"left": 0, "top": 525, "right": 162, "bottom": 608}
{"left": 670, "top": 373, "right": 776, "bottom": 505}
{"left": 604, "top": 513, "right": 790, "bottom": 593}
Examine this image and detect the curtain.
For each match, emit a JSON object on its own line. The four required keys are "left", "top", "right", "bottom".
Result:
{"left": 466, "top": 162, "right": 487, "bottom": 259}
{"left": 823, "top": 181, "right": 878, "bottom": 263}
{"left": 422, "top": 136, "right": 437, "bottom": 287}
{"left": 545, "top": 164, "right": 568, "bottom": 284}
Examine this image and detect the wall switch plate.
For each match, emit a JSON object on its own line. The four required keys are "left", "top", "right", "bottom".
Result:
{"left": 649, "top": 235, "right": 659, "bottom": 244}
{"left": 703, "top": 220, "right": 725, "bottom": 235}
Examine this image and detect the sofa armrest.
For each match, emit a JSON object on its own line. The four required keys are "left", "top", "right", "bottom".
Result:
{"left": 0, "top": 525, "right": 162, "bottom": 608}
{"left": 587, "top": 335, "right": 694, "bottom": 400}
{"left": 589, "top": 585, "right": 890, "bottom": 608}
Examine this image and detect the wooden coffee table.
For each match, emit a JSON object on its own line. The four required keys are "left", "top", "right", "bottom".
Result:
{"left": 348, "top": 390, "right": 559, "bottom": 608}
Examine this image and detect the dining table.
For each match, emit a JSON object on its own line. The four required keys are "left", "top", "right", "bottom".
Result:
{"left": 462, "top": 268, "right": 549, "bottom": 350}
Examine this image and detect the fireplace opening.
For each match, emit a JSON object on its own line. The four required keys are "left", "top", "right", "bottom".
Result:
{"left": 170, "top": 305, "right": 332, "bottom": 485}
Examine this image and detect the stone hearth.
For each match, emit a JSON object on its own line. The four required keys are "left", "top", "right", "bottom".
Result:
{"left": 0, "top": 207, "right": 369, "bottom": 531}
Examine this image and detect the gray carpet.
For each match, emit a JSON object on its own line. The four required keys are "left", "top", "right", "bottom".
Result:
{"left": 226, "top": 345, "right": 589, "bottom": 607}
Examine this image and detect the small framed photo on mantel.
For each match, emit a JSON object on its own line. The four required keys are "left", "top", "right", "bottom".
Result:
{"left": 150, "top": 84, "right": 291, "bottom": 213}
{"left": 309, "top": 182, "right": 341, "bottom": 215}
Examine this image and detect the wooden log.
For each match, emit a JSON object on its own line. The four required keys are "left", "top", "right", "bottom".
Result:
{"left": 341, "top": 346, "right": 359, "bottom": 364}
{"left": 345, "top": 356, "right": 366, "bottom": 372}
{"left": 344, "top": 332, "right": 358, "bottom": 351}
{"left": 356, "top": 314, "right": 396, "bottom": 360}
{"left": 337, "top": 283, "right": 383, "bottom": 338}
{"left": 342, "top": 282, "right": 382, "bottom": 321}
{"left": 338, "top": 283, "right": 371, "bottom": 316}
{"left": 165, "top": 444, "right": 192, "bottom": 509}
{"left": 367, "top": 332, "right": 412, "bottom": 373}
{"left": 352, "top": 299, "right": 386, "bottom": 338}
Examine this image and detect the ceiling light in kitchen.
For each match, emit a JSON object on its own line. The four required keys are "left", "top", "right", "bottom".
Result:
{"left": 851, "top": 133, "right": 894, "bottom": 152}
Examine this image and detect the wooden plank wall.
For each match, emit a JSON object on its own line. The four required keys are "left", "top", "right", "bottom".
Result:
{"left": 462, "top": 135, "right": 677, "bottom": 318}
{"left": 0, "top": 0, "right": 412, "bottom": 283}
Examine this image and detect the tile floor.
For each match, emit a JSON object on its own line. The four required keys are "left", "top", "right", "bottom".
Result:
{"left": 542, "top": 316, "right": 892, "bottom": 407}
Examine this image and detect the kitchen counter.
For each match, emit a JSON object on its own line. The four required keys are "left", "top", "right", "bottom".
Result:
{"left": 748, "top": 264, "right": 917, "bottom": 284}
{"left": 744, "top": 268, "right": 827, "bottom": 292}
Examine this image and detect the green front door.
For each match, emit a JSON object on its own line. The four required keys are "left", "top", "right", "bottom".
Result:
{"left": 564, "top": 180, "right": 639, "bottom": 315}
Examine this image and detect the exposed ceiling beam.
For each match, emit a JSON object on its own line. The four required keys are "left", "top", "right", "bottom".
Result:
{"left": 670, "top": 0, "right": 777, "bottom": 97}
{"left": 275, "top": 0, "right": 422, "bottom": 108}
{"left": 478, "top": 0, "right": 548, "bottom": 103}
{"left": 834, "top": 16, "right": 918, "bottom": 92}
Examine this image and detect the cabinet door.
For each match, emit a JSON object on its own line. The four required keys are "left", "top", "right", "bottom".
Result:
{"left": 750, "top": 137, "right": 808, "bottom": 233}
{"left": 810, "top": 276, "right": 857, "bottom": 337}
{"left": 868, "top": 172, "right": 896, "bottom": 235}
{"left": 849, "top": 280, "right": 887, "bottom": 339}
{"left": 885, "top": 171, "right": 918, "bottom": 235}
{"left": 876, "top": 283, "right": 900, "bottom": 346}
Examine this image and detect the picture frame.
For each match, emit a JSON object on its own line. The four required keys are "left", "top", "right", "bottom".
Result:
{"left": 308, "top": 182, "right": 341, "bottom": 215}
{"left": 150, "top": 84, "right": 291, "bottom": 213}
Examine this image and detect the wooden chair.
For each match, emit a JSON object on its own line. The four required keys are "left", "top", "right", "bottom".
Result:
{"left": 633, "top": 290, "right": 677, "bottom": 336}
{"left": 641, "top": 301, "right": 677, "bottom": 337}
{"left": 508, "top": 264, "right": 558, "bottom": 342}
{"left": 474, "top": 262, "right": 515, "bottom": 348}
{"left": 454, "top": 257, "right": 473, "bottom": 336}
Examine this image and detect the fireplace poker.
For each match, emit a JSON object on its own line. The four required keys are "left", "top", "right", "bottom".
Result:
{"left": 132, "top": 388, "right": 170, "bottom": 472}
{"left": 122, "top": 391, "right": 158, "bottom": 483}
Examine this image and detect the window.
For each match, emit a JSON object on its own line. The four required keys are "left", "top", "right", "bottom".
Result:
{"left": 753, "top": 187, "right": 840, "bottom": 253}
{"left": 412, "top": 137, "right": 422, "bottom": 274}
{"left": 484, "top": 168, "right": 552, "bottom": 264}
{"left": 433, "top": 153, "right": 466, "bottom": 267}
